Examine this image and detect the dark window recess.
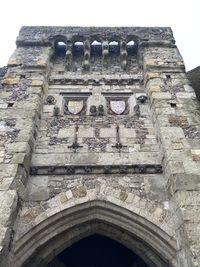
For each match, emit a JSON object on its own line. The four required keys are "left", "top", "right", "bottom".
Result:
{"left": 8, "top": 103, "right": 14, "bottom": 107}
{"left": 91, "top": 40, "right": 102, "bottom": 56}
{"left": 55, "top": 41, "right": 67, "bottom": 55}
{"left": 170, "top": 103, "right": 177, "bottom": 108}
{"left": 127, "top": 40, "right": 137, "bottom": 55}
{"left": 109, "top": 41, "right": 120, "bottom": 55}
{"left": 73, "top": 41, "right": 84, "bottom": 57}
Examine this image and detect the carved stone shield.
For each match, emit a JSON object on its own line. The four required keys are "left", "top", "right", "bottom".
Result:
{"left": 67, "top": 100, "right": 84, "bottom": 115}
{"left": 110, "top": 100, "right": 126, "bottom": 115}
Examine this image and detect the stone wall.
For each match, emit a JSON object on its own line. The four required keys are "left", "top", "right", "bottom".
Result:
{"left": 144, "top": 46, "right": 200, "bottom": 266}
{"left": 0, "top": 42, "right": 50, "bottom": 266}
{"left": 0, "top": 26, "right": 199, "bottom": 267}
{"left": 187, "top": 66, "right": 200, "bottom": 101}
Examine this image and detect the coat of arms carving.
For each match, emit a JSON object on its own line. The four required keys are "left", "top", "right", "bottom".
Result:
{"left": 64, "top": 98, "right": 87, "bottom": 115}
{"left": 110, "top": 100, "right": 126, "bottom": 115}
{"left": 107, "top": 98, "right": 129, "bottom": 115}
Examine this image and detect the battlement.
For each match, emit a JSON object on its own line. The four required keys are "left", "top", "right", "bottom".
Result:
{"left": 16, "top": 26, "right": 175, "bottom": 46}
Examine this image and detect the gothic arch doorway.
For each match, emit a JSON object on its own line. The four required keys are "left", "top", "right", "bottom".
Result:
{"left": 48, "top": 234, "right": 149, "bottom": 267}
{"left": 12, "top": 201, "right": 178, "bottom": 267}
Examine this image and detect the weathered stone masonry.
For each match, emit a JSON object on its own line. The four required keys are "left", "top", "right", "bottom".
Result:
{"left": 0, "top": 26, "right": 200, "bottom": 266}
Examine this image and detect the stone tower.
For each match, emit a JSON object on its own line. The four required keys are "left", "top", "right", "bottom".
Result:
{"left": 0, "top": 26, "right": 199, "bottom": 267}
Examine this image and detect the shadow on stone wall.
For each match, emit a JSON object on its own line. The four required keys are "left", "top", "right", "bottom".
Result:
{"left": 187, "top": 66, "right": 200, "bottom": 100}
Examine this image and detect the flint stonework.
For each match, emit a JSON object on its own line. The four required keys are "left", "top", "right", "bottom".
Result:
{"left": 0, "top": 26, "right": 199, "bottom": 267}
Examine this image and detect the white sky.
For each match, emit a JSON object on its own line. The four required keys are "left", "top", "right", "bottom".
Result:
{"left": 0, "top": 0, "right": 199, "bottom": 71}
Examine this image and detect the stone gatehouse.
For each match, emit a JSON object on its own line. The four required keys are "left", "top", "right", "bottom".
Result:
{"left": 0, "top": 26, "right": 199, "bottom": 267}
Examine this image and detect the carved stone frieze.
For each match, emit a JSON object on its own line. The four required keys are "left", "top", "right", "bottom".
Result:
{"left": 30, "top": 164, "right": 163, "bottom": 176}
{"left": 46, "top": 95, "right": 56, "bottom": 105}
{"left": 49, "top": 77, "right": 143, "bottom": 86}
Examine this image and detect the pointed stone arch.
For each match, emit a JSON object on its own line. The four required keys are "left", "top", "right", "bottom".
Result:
{"left": 12, "top": 199, "right": 178, "bottom": 267}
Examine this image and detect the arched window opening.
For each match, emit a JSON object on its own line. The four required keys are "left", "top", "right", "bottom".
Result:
{"left": 127, "top": 40, "right": 137, "bottom": 55}
{"left": 91, "top": 40, "right": 102, "bottom": 56}
{"left": 55, "top": 41, "right": 67, "bottom": 55}
{"left": 48, "top": 234, "right": 150, "bottom": 267}
{"left": 109, "top": 41, "right": 120, "bottom": 55}
{"left": 73, "top": 41, "right": 84, "bottom": 57}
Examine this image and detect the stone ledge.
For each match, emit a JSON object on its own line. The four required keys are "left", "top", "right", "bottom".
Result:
{"left": 30, "top": 164, "right": 163, "bottom": 176}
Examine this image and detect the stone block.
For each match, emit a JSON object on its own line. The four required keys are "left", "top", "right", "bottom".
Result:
{"left": 0, "top": 177, "right": 14, "bottom": 191}
{"left": 148, "top": 85, "right": 161, "bottom": 95}
{"left": 0, "top": 190, "right": 17, "bottom": 209}
{"left": 144, "top": 58, "right": 157, "bottom": 70}
{"left": 144, "top": 72, "right": 160, "bottom": 85}
{"left": 0, "top": 226, "right": 10, "bottom": 249}
{"left": 174, "top": 190, "right": 200, "bottom": 208}
{"left": 166, "top": 161, "right": 185, "bottom": 176}
{"left": 31, "top": 80, "right": 43, "bottom": 87}
{"left": 160, "top": 127, "right": 185, "bottom": 139}
{"left": 171, "top": 141, "right": 184, "bottom": 150}
{"left": 1, "top": 78, "right": 19, "bottom": 85}
{"left": 43, "top": 105, "right": 54, "bottom": 113}
{"left": 0, "top": 208, "right": 14, "bottom": 226}
{"left": 26, "top": 175, "right": 49, "bottom": 201}
{"left": 176, "top": 92, "right": 196, "bottom": 99}
{"left": 66, "top": 190, "right": 73, "bottom": 200}
{"left": 192, "top": 155, "right": 200, "bottom": 161}
{"left": 191, "top": 149, "right": 200, "bottom": 161}
{"left": 168, "top": 115, "right": 188, "bottom": 125}
{"left": 72, "top": 186, "right": 87, "bottom": 198}
{"left": 11, "top": 153, "right": 30, "bottom": 171}
{"left": 0, "top": 103, "right": 8, "bottom": 109}
{"left": 120, "top": 128, "right": 136, "bottom": 138}
{"left": 172, "top": 174, "right": 200, "bottom": 192}
{"left": 57, "top": 128, "right": 74, "bottom": 138}
{"left": 182, "top": 207, "right": 200, "bottom": 223}
{"left": 27, "top": 87, "right": 43, "bottom": 96}
{"left": 6, "top": 142, "right": 30, "bottom": 154}
{"left": 0, "top": 164, "right": 18, "bottom": 178}
{"left": 7, "top": 58, "right": 20, "bottom": 66}
{"left": 183, "top": 160, "right": 200, "bottom": 175}
{"left": 100, "top": 128, "right": 115, "bottom": 138}
{"left": 151, "top": 92, "right": 172, "bottom": 100}
{"left": 36, "top": 59, "right": 47, "bottom": 67}
{"left": 78, "top": 127, "right": 94, "bottom": 138}
{"left": 184, "top": 84, "right": 194, "bottom": 92}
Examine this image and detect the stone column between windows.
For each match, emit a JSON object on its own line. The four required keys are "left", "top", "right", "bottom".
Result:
{"left": 120, "top": 40, "right": 128, "bottom": 70}
{"left": 83, "top": 39, "right": 90, "bottom": 71}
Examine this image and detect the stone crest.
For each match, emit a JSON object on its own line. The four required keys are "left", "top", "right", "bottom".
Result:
{"left": 110, "top": 100, "right": 126, "bottom": 115}
{"left": 107, "top": 98, "right": 129, "bottom": 115}
{"left": 68, "top": 100, "right": 84, "bottom": 115}
{"left": 64, "top": 98, "right": 87, "bottom": 115}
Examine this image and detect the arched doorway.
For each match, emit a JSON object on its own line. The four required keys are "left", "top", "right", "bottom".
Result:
{"left": 48, "top": 234, "right": 149, "bottom": 267}
{"left": 12, "top": 201, "right": 178, "bottom": 267}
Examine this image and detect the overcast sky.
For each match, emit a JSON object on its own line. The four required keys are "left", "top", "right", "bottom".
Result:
{"left": 0, "top": 0, "right": 199, "bottom": 71}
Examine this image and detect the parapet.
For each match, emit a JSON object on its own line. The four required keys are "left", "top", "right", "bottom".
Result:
{"left": 16, "top": 26, "right": 175, "bottom": 47}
